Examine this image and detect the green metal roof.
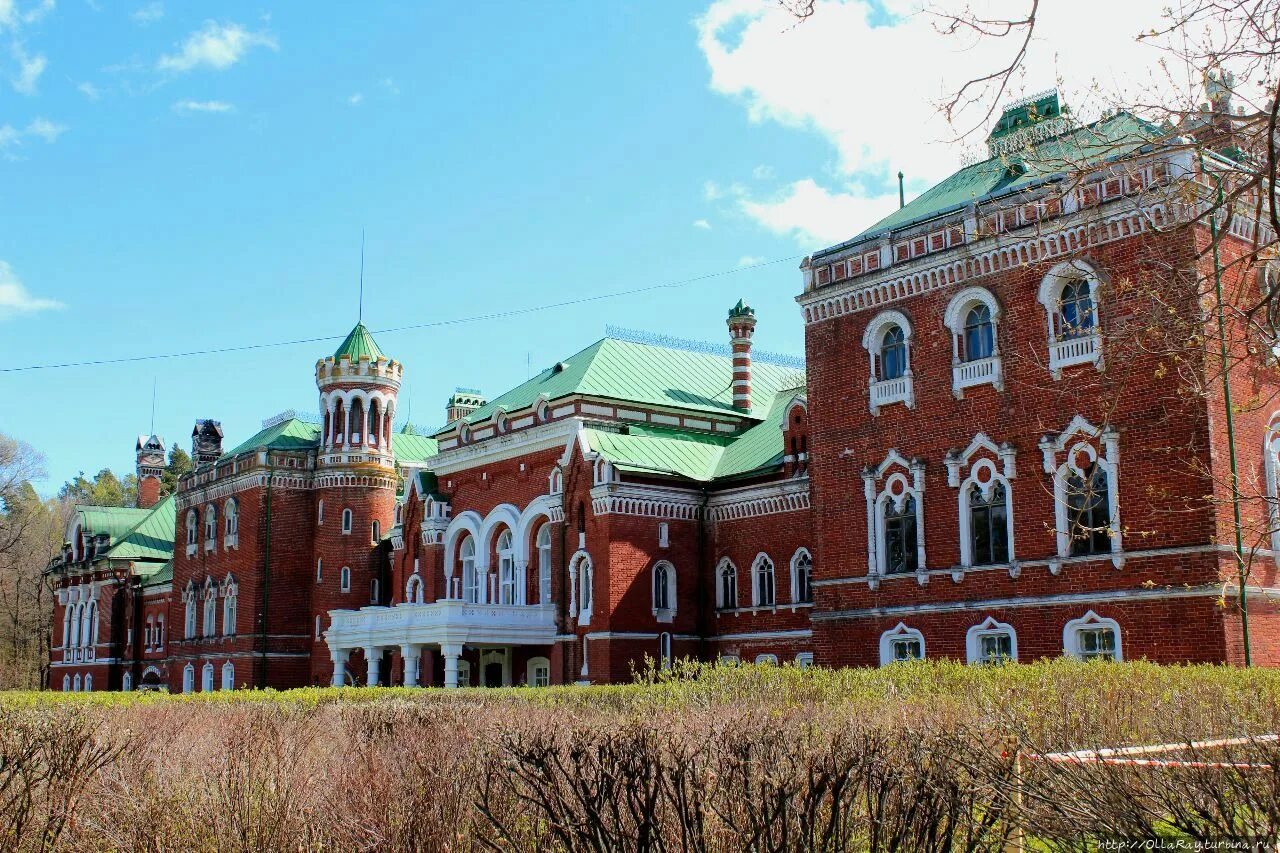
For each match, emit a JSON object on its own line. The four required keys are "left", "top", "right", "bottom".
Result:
{"left": 74, "top": 505, "right": 153, "bottom": 543}
{"left": 142, "top": 560, "right": 172, "bottom": 587}
{"left": 586, "top": 425, "right": 731, "bottom": 481}
{"left": 817, "top": 112, "right": 1158, "bottom": 257}
{"left": 439, "top": 336, "right": 805, "bottom": 431}
{"left": 714, "top": 388, "right": 803, "bottom": 479}
{"left": 333, "top": 323, "right": 385, "bottom": 361}
{"left": 105, "top": 495, "right": 176, "bottom": 562}
{"left": 221, "top": 418, "right": 322, "bottom": 459}
{"left": 392, "top": 432, "right": 438, "bottom": 464}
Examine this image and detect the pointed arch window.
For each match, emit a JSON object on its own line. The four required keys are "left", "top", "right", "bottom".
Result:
{"left": 1066, "top": 463, "right": 1112, "bottom": 556}
{"left": 1042, "top": 418, "right": 1121, "bottom": 568}
{"left": 652, "top": 561, "right": 675, "bottom": 621}
{"left": 201, "top": 662, "right": 214, "bottom": 692}
{"left": 716, "top": 559, "right": 738, "bottom": 610}
{"left": 341, "top": 508, "right": 353, "bottom": 535}
{"left": 966, "top": 617, "right": 1017, "bottom": 664}
{"left": 1064, "top": 611, "right": 1122, "bottom": 661}
{"left": 202, "top": 581, "right": 218, "bottom": 637}
{"left": 221, "top": 578, "right": 237, "bottom": 636}
{"left": 183, "top": 582, "right": 197, "bottom": 639}
{"left": 221, "top": 661, "right": 235, "bottom": 691}
{"left": 865, "top": 453, "right": 927, "bottom": 581}
{"left": 879, "top": 623, "right": 925, "bottom": 665}
{"left": 182, "top": 663, "right": 194, "bottom": 694}
{"left": 751, "top": 554, "right": 776, "bottom": 607}
{"left": 790, "top": 549, "right": 813, "bottom": 604}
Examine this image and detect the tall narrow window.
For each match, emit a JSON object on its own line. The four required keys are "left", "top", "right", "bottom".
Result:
{"left": 221, "top": 661, "right": 235, "bottom": 691}
{"left": 1058, "top": 279, "right": 1095, "bottom": 339}
{"left": 497, "top": 530, "right": 516, "bottom": 605}
{"left": 186, "top": 510, "right": 198, "bottom": 550}
{"left": 316, "top": 558, "right": 323, "bottom": 583}
{"left": 536, "top": 524, "right": 552, "bottom": 604}
{"left": 962, "top": 304, "right": 995, "bottom": 360}
{"left": 340, "top": 566, "right": 351, "bottom": 593}
{"left": 157, "top": 616, "right": 164, "bottom": 649}
{"left": 880, "top": 326, "right": 907, "bottom": 379}
{"left": 653, "top": 563, "right": 670, "bottom": 611}
{"left": 884, "top": 497, "right": 918, "bottom": 574}
{"left": 202, "top": 584, "right": 217, "bottom": 637}
{"left": 460, "top": 536, "right": 479, "bottom": 603}
{"left": 968, "top": 483, "right": 1009, "bottom": 565}
{"left": 752, "top": 555, "right": 775, "bottom": 607}
{"left": 371, "top": 520, "right": 381, "bottom": 544}
{"left": 317, "top": 500, "right": 324, "bottom": 525}
{"left": 791, "top": 549, "right": 813, "bottom": 604}
{"left": 222, "top": 581, "right": 237, "bottom": 636}
{"left": 341, "top": 509, "right": 353, "bottom": 535}
{"left": 184, "top": 583, "right": 196, "bottom": 638}
{"left": 1067, "top": 463, "right": 1112, "bottom": 556}
{"left": 203, "top": 504, "right": 217, "bottom": 546}
{"left": 224, "top": 499, "right": 239, "bottom": 537}
{"left": 717, "top": 560, "right": 737, "bottom": 609}
{"left": 370, "top": 578, "right": 380, "bottom": 604}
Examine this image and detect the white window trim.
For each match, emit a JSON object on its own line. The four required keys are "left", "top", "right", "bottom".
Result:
{"left": 341, "top": 508, "right": 353, "bottom": 535}
{"left": 536, "top": 525, "right": 553, "bottom": 605}
{"left": 965, "top": 616, "right": 1018, "bottom": 664}
{"left": 790, "top": 547, "right": 813, "bottom": 604}
{"left": 405, "top": 572, "right": 425, "bottom": 604}
{"left": 568, "top": 549, "right": 592, "bottom": 624}
{"left": 944, "top": 435, "right": 1018, "bottom": 572}
{"left": 715, "top": 558, "right": 738, "bottom": 609}
{"left": 879, "top": 622, "right": 925, "bottom": 666}
{"left": 201, "top": 662, "right": 214, "bottom": 692}
{"left": 796, "top": 652, "right": 814, "bottom": 669}
{"left": 1063, "top": 610, "right": 1123, "bottom": 661}
{"left": 1039, "top": 416, "right": 1122, "bottom": 570}
{"left": 861, "top": 309, "right": 915, "bottom": 414}
{"left": 943, "top": 286, "right": 1004, "bottom": 397}
{"left": 340, "top": 566, "right": 351, "bottom": 593}
{"left": 182, "top": 663, "right": 194, "bottom": 694}
{"left": 863, "top": 450, "right": 927, "bottom": 587}
{"left": 1265, "top": 417, "right": 1280, "bottom": 564}
{"left": 223, "top": 499, "right": 238, "bottom": 549}
{"left": 185, "top": 511, "right": 198, "bottom": 556}
{"left": 1037, "top": 260, "right": 1105, "bottom": 378}
{"left": 750, "top": 553, "right": 776, "bottom": 608}
{"left": 497, "top": 530, "right": 519, "bottom": 605}
{"left": 651, "top": 560, "right": 676, "bottom": 622}
{"left": 221, "top": 661, "right": 235, "bottom": 691}
{"left": 527, "top": 656, "right": 551, "bottom": 687}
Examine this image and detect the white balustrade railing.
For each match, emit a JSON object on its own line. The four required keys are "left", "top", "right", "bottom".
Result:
{"left": 869, "top": 375, "right": 913, "bottom": 412}
{"left": 1049, "top": 333, "right": 1101, "bottom": 375}
{"left": 952, "top": 355, "right": 1001, "bottom": 395}
{"left": 326, "top": 599, "right": 557, "bottom": 651}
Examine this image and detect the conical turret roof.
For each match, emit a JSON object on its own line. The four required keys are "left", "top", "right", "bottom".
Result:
{"left": 333, "top": 323, "right": 385, "bottom": 361}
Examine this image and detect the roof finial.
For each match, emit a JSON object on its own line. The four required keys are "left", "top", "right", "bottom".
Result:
{"left": 358, "top": 228, "right": 365, "bottom": 325}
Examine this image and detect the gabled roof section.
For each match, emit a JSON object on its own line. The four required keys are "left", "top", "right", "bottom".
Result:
{"left": 392, "top": 432, "right": 438, "bottom": 465}
{"left": 586, "top": 425, "right": 731, "bottom": 482}
{"left": 221, "top": 418, "right": 321, "bottom": 460}
{"left": 815, "top": 112, "right": 1159, "bottom": 259}
{"left": 438, "top": 336, "right": 805, "bottom": 432}
{"left": 105, "top": 495, "right": 176, "bottom": 562}
{"left": 714, "top": 387, "right": 804, "bottom": 479}
{"left": 142, "top": 560, "right": 173, "bottom": 587}
{"left": 333, "top": 322, "right": 385, "bottom": 361}
{"left": 74, "top": 505, "right": 153, "bottom": 543}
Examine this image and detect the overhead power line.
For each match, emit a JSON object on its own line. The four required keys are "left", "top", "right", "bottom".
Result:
{"left": 0, "top": 254, "right": 803, "bottom": 374}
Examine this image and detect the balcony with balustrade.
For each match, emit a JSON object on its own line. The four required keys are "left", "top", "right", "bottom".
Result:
{"left": 1048, "top": 332, "right": 1102, "bottom": 378}
{"left": 868, "top": 373, "right": 914, "bottom": 414}
{"left": 952, "top": 355, "right": 1003, "bottom": 397}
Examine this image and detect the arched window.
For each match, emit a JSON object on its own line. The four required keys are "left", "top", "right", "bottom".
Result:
{"left": 405, "top": 573, "right": 425, "bottom": 604}
{"left": 1058, "top": 279, "right": 1095, "bottom": 338}
{"left": 203, "top": 504, "right": 217, "bottom": 547}
{"left": 368, "top": 398, "right": 380, "bottom": 445}
{"left": 69, "top": 602, "right": 82, "bottom": 649}
{"left": 754, "top": 653, "right": 778, "bottom": 665}
{"left": 73, "top": 673, "right": 82, "bottom": 692}
{"left": 317, "top": 499, "right": 324, "bottom": 525}
{"left": 182, "top": 664, "right": 194, "bottom": 694}
{"left": 716, "top": 559, "right": 737, "bottom": 609}
{"left": 652, "top": 561, "right": 675, "bottom": 620}
{"left": 349, "top": 396, "right": 365, "bottom": 445}
{"left": 201, "top": 662, "right": 214, "bottom": 692}
{"left": 370, "top": 578, "right": 380, "bottom": 604}
{"left": 371, "top": 520, "right": 381, "bottom": 544}
{"left": 751, "top": 555, "right": 775, "bottom": 607}
{"left": 1038, "top": 261, "right": 1104, "bottom": 376}
{"left": 578, "top": 555, "right": 593, "bottom": 621}
{"left": 341, "top": 508, "right": 353, "bottom": 535}
{"left": 967, "top": 482, "right": 1010, "bottom": 565}
{"left": 221, "top": 661, "right": 235, "bottom": 690}
{"left": 866, "top": 453, "right": 927, "bottom": 580}
{"left": 966, "top": 617, "right": 1017, "bottom": 664}
{"left": 222, "top": 579, "right": 237, "bottom": 636}
{"left": 82, "top": 600, "right": 96, "bottom": 648}
{"left": 61, "top": 674, "right": 69, "bottom": 691}
{"left": 122, "top": 671, "right": 133, "bottom": 692}
{"left": 963, "top": 304, "right": 995, "bottom": 360}
{"left": 394, "top": 502, "right": 402, "bottom": 525}
{"left": 527, "top": 656, "right": 551, "bottom": 687}
{"left": 1063, "top": 611, "right": 1121, "bottom": 661}
{"left": 185, "top": 510, "right": 198, "bottom": 550}
{"left": 224, "top": 498, "right": 238, "bottom": 540}
{"left": 536, "top": 524, "right": 553, "bottom": 604}
{"left": 145, "top": 618, "right": 154, "bottom": 649}
{"left": 61, "top": 606, "right": 71, "bottom": 648}
{"left": 340, "top": 566, "right": 351, "bottom": 593}
{"left": 791, "top": 549, "right": 813, "bottom": 604}
{"left": 883, "top": 497, "right": 918, "bottom": 574}
{"left": 879, "top": 623, "right": 925, "bottom": 665}
{"left": 497, "top": 530, "right": 516, "bottom": 604}
{"left": 460, "top": 536, "right": 479, "bottom": 603}
{"left": 202, "top": 582, "right": 218, "bottom": 637}
{"left": 183, "top": 582, "right": 197, "bottom": 639}
{"left": 1045, "top": 418, "right": 1121, "bottom": 568}
{"left": 1066, "top": 463, "right": 1111, "bottom": 556}
{"left": 943, "top": 288, "right": 1005, "bottom": 397}
{"left": 862, "top": 310, "right": 915, "bottom": 413}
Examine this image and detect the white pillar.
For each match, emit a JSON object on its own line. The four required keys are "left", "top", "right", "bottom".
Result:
{"left": 330, "top": 648, "right": 349, "bottom": 687}
{"left": 442, "top": 643, "right": 462, "bottom": 688}
{"left": 364, "top": 647, "right": 382, "bottom": 686}
{"left": 400, "top": 644, "right": 421, "bottom": 687}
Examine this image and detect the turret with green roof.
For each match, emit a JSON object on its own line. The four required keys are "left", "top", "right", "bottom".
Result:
{"left": 333, "top": 322, "right": 385, "bottom": 362}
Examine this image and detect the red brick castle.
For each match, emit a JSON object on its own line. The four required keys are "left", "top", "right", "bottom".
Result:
{"left": 47, "top": 91, "right": 1279, "bottom": 691}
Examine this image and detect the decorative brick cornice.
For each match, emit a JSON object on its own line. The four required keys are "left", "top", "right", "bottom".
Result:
{"left": 177, "top": 470, "right": 314, "bottom": 509}
{"left": 706, "top": 478, "right": 810, "bottom": 523}
{"left": 589, "top": 483, "right": 704, "bottom": 520}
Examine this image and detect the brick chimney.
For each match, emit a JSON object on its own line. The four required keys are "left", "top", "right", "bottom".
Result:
{"left": 135, "top": 434, "right": 165, "bottom": 509}
{"left": 192, "top": 419, "right": 224, "bottom": 468}
{"left": 727, "top": 299, "right": 757, "bottom": 412}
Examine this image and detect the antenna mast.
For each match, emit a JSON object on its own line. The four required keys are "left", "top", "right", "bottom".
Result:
{"left": 358, "top": 228, "right": 365, "bottom": 324}
{"left": 150, "top": 377, "right": 157, "bottom": 434}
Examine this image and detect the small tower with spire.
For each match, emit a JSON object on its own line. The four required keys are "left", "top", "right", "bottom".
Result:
{"left": 135, "top": 433, "right": 166, "bottom": 509}
{"left": 315, "top": 323, "right": 403, "bottom": 471}
{"left": 727, "top": 299, "right": 757, "bottom": 412}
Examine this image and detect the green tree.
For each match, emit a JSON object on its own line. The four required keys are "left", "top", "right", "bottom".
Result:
{"left": 161, "top": 443, "right": 192, "bottom": 497}
{"left": 58, "top": 469, "right": 138, "bottom": 508}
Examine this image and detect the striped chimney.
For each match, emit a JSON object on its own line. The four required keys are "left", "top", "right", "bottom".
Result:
{"left": 727, "top": 298, "right": 757, "bottom": 412}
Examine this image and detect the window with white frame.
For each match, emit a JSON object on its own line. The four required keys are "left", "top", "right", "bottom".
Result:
{"left": 340, "top": 566, "right": 351, "bottom": 593}
{"left": 946, "top": 435, "right": 1018, "bottom": 569}
{"left": 73, "top": 673, "right": 82, "bottom": 692}
{"left": 184, "top": 582, "right": 197, "bottom": 638}
{"left": 84, "top": 673, "right": 92, "bottom": 691}
{"left": 222, "top": 578, "right": 237, "bottom": 636}
{"left": 527, "top": 656, "right": 551, "bottom": 687}
{"left": 185, "top": 510, "right": 198, "bottom": 553}
{"left": 1265, "top": 417, "right": 1280, "bottom": 562}
{"left": 62, "top": 674, "right": 69, "bottom": 692}
{"left": 1040, "top": 417, "right": 1121, "bottom": 568}
{"left": 224, "top": 498, "right": 238, "bottom": 546}
{"left": 536, "top": 524, "right": 552, "bottom": 604}
{"left": 341, "top": 508, "right": 353, "bottom": 535}
{"left": 862, "top": 310, "right": 915, "bottom": 414}
{"left": 865, "top": 452, "right": 927, "bottom": 580}
{"left": 84, "top": 600, "right": 98, "bottom": 648}
{"left": 317, "top": 499, "right": 324, "bottom": 525}
{"left": 203, "top": 504, "right": 217, "bottom": 550}
{"left": 879, "top": 623, "right": 925, "bottom": 665}
{"left": 61, "top": 606, "right": 71, "bottom": 649}
{"left": 201, "top": 662, "right": 214, "bottom": 692}
{"left": 1063, "top": 611, "right": 1122, "bottom": 661}
{"left": 460, "top": 536, "right": 479, "bottom": 603}
{"left": 966, "top": 617, "right": 1017, "bottom": 664}
{"left": 315, "top": 614, "right": 322, "bottom": 640}
{"left": 944, "top": 287, "right": 1003, "bottom": 397}
{"left": 122, "top": 672, "right": 133, "bottom": 692}
{"left": 221, "top": 661, "right": 235, "bottom": 691}
{"left": 202, "top": 582, "right": 217, "bottom": 637}
{"left": 751, "top": 554, "right": 776, "bottom": 607}
{"left": 406, "top": 572, "right": 425, "bottom": 604}
{"left": 182, "top": 663, "right": 194, "bottom": 694}
{"left": 1038, "top": 261, "right": 1104, "bottom": 377}
{"left": 371, "top": 520, "right": 381, "bottom": 544}
{"left": 652, "top": 561, "right": 675, "bottom": 621}
{"left": 718, "top": 654, "right": 740, "bottom": 665}
{"left": 316, "top": 558, "right": 323, "bottom": 584}
{"left": 457, "top": 660, "right": 471, "bottom": 687}
{"left": 716, "top": 559, "right": 738, "bottom": 609}
{"left": 497, "top": 529, "right": 517, "bottom": 604}
{"left": 796, "top": 652, "right": 814, "bottom": 669}
{"left": 145, "top": 618, "right": 154, "bottom": 649}
{"left": 790, "top": 548, "right": 813, "bottom": 604}
{"left": 577, "top": 554, "right": 593, "bottom": 623}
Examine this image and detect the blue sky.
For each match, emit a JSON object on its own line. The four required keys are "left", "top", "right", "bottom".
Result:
{"left": 0, "top": 0, "right": 1168, "bottom": 492}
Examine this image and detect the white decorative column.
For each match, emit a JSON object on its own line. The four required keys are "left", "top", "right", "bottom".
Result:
{"left": 364, "top": 647, "right": 382, "bottom": 686}
{"left": 330, "top": 648, "right": 349, "bottom": 687}
{"left": 400, "top": 644, "right": 422, "bottom": 687}
{"left": 442, "top": 643, "right": 463, "bottom": 688}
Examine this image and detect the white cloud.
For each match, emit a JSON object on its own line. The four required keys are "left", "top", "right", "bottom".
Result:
{"left": 158, "top": 20, "right": 276, "bottom": 73}
{"left": 172, "top": 98, "right": 232, "bottom": 113}
{"left": 131, "top": 2, "right": 162, "bottom": 25}
{"left": 696, "top": 0, "right": 1172, "bottom": 246}
{"left": 77, "top": 80, "right": 99, "bottom": 99}
{"left": 0, "top": 261, "right": 63, "bottom": 319}
{"left": 346, "top": 92, "right": 363, "bottom": 106}
{"left": 0, "top": 115, "right": 66, "bottom": 158}
{"left": 751, "top": 164, "right": 774, "bottom": 180}
{"left": 737, "top": 255, "right": 765, "bottom": 267}
{"left": 25, "top": 116, "right": 63, "bottom": 140}
{"left": 692, "top": 218, "right": 712, "bottom": 230}
{"left": 0, "top": 124, "right": 18, "bottom": 150}
{"left": 10, "top": 41, "right": 45, "bottom": 94}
